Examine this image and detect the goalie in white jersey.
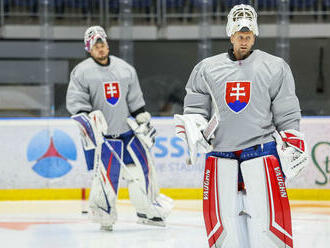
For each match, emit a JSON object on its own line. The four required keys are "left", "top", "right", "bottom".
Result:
{"left": 175, "top": 4, "right": 308, "bottom": 248}
{"left": 66, "top": 26, "right": 172, "bottom": 231}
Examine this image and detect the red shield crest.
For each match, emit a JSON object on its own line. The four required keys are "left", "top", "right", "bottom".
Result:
{"left": 104, "top": 82, "right": 120, "bottom": 106}
{"left": 225, "top": 82, "right": 251, "bottom": 113}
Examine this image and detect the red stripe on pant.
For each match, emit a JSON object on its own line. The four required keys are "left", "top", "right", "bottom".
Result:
{"left": 203, "top": 157, "right": 224, "bottom": 247}
{"left": 264, "top": 156, "right": 293, "bottom": 247}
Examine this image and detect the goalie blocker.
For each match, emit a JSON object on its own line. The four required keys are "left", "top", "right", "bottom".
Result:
{"left": 71, "top": 111, "right": 173, "bottom": 230}
{"left": 174, "top": 114, "right": 218, "bottom": 165}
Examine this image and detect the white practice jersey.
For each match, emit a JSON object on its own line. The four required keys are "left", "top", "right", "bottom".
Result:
{"left": 184, "top": 49, "right": 301, "bottom": 152}
{"left": 66, "top": 55, "right": 145, "bottom": 136}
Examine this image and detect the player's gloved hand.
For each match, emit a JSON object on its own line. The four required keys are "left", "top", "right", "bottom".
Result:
{"left": 175, "top": 114, "right": 213, "bottom": 165}
{"left": 135, "top": 111, "right": 151, "bottom": 125}
{"left": 273, "top": 129, "right": 309, "bottom": 179}
{"left": 175, "top": 114, "right": 213, "bottom": 149}
{"left": 135, "top": 112, "right": 157, "bottom": 145}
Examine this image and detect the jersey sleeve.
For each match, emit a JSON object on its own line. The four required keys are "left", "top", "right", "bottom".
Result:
{"left": 270, "top": 61, "right": 301, "bottom": 131}
{"left": 127, "top": 67, "right": 145, "bottom": 114}
{"left": 183, "top": 63, "right": 211, "bottom": 119}
{"left": 66, "top": 67, "right": 93, "bottom": 115}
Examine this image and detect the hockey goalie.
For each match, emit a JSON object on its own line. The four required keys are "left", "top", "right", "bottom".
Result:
{"left": 175, "top": 4, "right": 309, "bottom": 248}
{"left": 72, "top": 111, "right": 173, "bottom": 231}
{"left": 66, "top": 25, "right": 172, "bottom": 231}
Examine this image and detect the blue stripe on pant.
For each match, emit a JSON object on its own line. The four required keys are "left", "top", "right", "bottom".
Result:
{"left": 207, "top": 141, "right": 283, "bottom": 184}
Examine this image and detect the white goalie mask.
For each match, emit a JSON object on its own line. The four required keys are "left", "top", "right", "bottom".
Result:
{"left": 84, "top": 26, "right": 108, "bottom": 52}
{"left": 226, "top": 4, "right": 259, "bottom": 37}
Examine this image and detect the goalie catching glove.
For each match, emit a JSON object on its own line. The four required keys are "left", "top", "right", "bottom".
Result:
{"left": 273, "top": 129, "right": 309, "bottom": 179}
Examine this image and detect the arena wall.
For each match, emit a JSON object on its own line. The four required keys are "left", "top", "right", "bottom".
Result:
{"left": 0, "top": 117, "right": 329, "bottom": 200}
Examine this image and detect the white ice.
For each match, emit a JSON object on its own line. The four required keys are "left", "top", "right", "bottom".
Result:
{"left": 0, "top": 200, "right": 329, "bottom": 248}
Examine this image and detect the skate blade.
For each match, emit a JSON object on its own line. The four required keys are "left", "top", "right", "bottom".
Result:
{"left": 100, "top": 225, "right": 113, "bottom": 231}
{"left": 137, "top": 218, "right": 166, "bottom": 227}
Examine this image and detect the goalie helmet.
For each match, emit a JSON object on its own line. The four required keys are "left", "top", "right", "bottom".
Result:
{"left": 226, "top": 4, "right": 259, "bottom": 37}
{"left": 84, "top": 26, "right": 108, "bottom": 52}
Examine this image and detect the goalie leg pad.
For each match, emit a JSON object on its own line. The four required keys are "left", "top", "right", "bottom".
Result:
{"left": 72, "top": 111, "right": 109, "bottom": 171}
{"left": 72, "top": 113, "right": 97, "bottom": 170}
{"left": 123, "top": 163, "right": 149, "bottom": 212}
{"left": 89, "top": 174, "right": 118, "bottom": 226}
{"left": 88, "top": 139, "right": 123, "bottom": 226}
{"left": 83, "top": 148, "right": 95, "bottom": 171}
{"left": 203, "top": 156, "right": 249, "bottom": 248}
{"left": 127, "top": 136, "right": 151, "bottom": 193}
{"left": 71, "top": 113, "right": 97, "bottom": 149}
{"left": 241, "top": 155, "right": 293, "bottom": 248}
{"left": 72, "top": 110, "right": 107, "bottom": 150}
{"left": 125, "top": 136, "right": 172, "bottom": 220}
{"left": 101, "top": 139, "right": 123, "bottom": 194}
{"left": 123, "top": 163, "right": 167, "bottom": 221}
{"left": 126, "top": 135, "right": 151, "bottom": 216}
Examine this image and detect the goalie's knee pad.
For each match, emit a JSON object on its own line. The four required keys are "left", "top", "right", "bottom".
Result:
{"left": 241, "top": 155, "right": 293, "bottom": 248}
{"left": 126, "top": 136, "right": 151, "bottom": 194}
{"left": 203, "top": 156, "right": 249, "bottom": 248}
{"left": 100, "top": 139, "right": 123, "bottom": 194}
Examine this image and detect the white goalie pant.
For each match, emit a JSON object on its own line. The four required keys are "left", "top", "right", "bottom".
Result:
{"left": 203, "top": 156, "right": 293, "bottom": 248}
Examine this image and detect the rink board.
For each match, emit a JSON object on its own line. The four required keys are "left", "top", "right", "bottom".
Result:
{"left": 0, "top": 117, "right": 329, "bottom": 200}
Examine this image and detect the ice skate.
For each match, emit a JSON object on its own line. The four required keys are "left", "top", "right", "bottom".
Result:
{"left": 136, "top": 213, "right": 166, "bottom": 227}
